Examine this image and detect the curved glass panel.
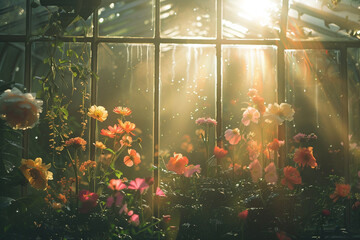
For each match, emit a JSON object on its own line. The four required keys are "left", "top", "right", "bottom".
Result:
{"left": 0, "top": 0, "right": 26, "bottom": 35}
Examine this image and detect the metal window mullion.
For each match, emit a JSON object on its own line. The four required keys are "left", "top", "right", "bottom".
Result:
{"left": 340, "top": 47, "right": 350, "bottom": 228}
{"left": 277, "top": 0, "right": 289, "bottom": 168}
{"left": 216, "top": 0, "right": 223, "bottom": 159}
{"left": 153, "top": 0, "right": 160, "bottom": 219}
{"left": 90, "top": 9, "right": 99, "bottom": 162}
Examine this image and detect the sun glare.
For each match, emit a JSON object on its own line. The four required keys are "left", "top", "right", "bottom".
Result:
{"left": 238, "top": 0, "right": 279, "bottom": 26}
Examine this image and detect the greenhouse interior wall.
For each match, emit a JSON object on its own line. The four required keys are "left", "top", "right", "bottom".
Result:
{"left": 1, "top": 0, "right": 360, "bottom": 239}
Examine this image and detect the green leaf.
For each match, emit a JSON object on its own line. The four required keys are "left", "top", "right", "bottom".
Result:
{"left": 60, "top": 107, "right": 69, "bottom": 120}
{"left": 115, "top": 170, "right": 123, "bottom": 179}
{"left": 106, "top": 148, "right": 115, "bottom": 154}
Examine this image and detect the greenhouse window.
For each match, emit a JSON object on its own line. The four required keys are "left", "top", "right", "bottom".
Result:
{"left": 1, "top": 0, "right": 360, "bottom": 239}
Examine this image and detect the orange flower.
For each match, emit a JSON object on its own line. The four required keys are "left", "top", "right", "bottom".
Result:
{"left": 65, "top": 137, "right": 87, "bottom": 151}
{"left": 19, "top": 158, "right": 53, "bottom": 190}
{"left": 166, "top": 153, "right": 189, "bottom": 175}
{"left": 214, "top": 146, "right": 228, "bottom": 159}
{"left": 58, "top": 194, "right": 67, "bottom": 204}
{"left": 281, "top": 166, "right": 302, "bottom": 190}
{"left": 52, "top": 202, "right": 62, "bottom": 210}
{"left": 79, "top": 160, "right": 97, "bottom": 175}
{"left": 108, "top": 124, "right": 124, "bottom": 135}
{"left": 113, "top": 106, "right": 132, "bottom": 116}
{"left": 267, "top": 138, "right": 285, "bottom": 151}
{"left": 118, "top": 120, "right": 136, "bottom": 135}
{"left": 87, "top": 105, "right": 108, "bottom": 122}
{"left": 123, "top": 149, "right": 141, "bottom": 167}
{"left": 251, "top": 95, "right": 266, "bottom": 115}
{"left": 293, "top": 147, "right": 317, "bottom": 168}
{"left": 100, "top": 129, "right": 115, "bottom": 138}
{"left": 330, "top": 184, "right": 351, "bottom": 202}
{"left": 120, "top": 135, "right": 133, "bottom": 147}
{"left": 94, "top": 141, "right": 107, "bottom": 150}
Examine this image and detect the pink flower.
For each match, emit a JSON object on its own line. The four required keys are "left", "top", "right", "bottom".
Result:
{"left": 106, "top": 197, "right": 115, "bottom": 208}
{"left": 249, "top": 159, "right": 262, "bottom": 183}
{"left": 156, "top": 187, "right": 166, "bottom": 197}
{"left": 195, "top": 117, "right": 217, "bottom": 126}
{"left": 247, "top": 140, "right": 261, "bottom": 161}
{"left": 119, "top": 203, "right": 128, "bottom": 214}
{"left": 183, "top": 164, "right": 201, "bottom": 177}
{"left": 225, "top": 128, "right": 241, "bottom": 145}
{"left": 163, "top": 215, "right": 171, "bottom": 223}
{"left": 247, "top": 88, "right": 258, "bottom": 98}
{"left": 195, "top": 117, "right": 206, "bottom": 125}
{"left": 108, "top": 179, "right": 127, "bottom": 191}
{"left": 115, "top": 192, "right": 124, "bottom": 206}
{"left": 241, "top": 107, "right": 260, "bottom": 126}
{"left": 78, "top": 190, "right": 98, "bottom": 213}
{"left": 205, "top": 118, "right": 217, "bottom": 125}
{"left": 128, "top": 178, "right": 149, "bottom": 194}
{"left": 264, "top": 162, "right": 278, "bottom": 184}
{"left": 129, "top": 213, "right": 140, "bottom": 226}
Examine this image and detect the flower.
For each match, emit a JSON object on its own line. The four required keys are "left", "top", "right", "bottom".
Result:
{"left": 251, "top": 95, "right": 266, "bottom": 114}
{"left": 293, "top": 133, "right": 307, "bottom": 143}
{"left": 265, "top": 162, "right": 278, "bottom": 184}
{"left": 100, "top": 129, "right": 115, "bottom": 138}
{"left": 293, "top": 147, "right": 317, "bottom": 168}
{"left": 195, "top": 117, "right": 217, "bottom": 126}
{"left": 106, "top": 192, "right": 124, "bottom": 208}
{"left": 276, "top": 231, "right": 292, "bottom": 240}
{"left": 330, "top": 184, "right": 351, "bottom": 202}
{"left": 163, "top": 215, "right": 171, "bottom": 223}
{"left": 87, "top": 105, "right": 108, "bottom": 122}
{"left": 79, "top": 160, "right": 96, "bottom": 175}
{"left": 238, "top": 210, "right": 248, "bottom": 220}
{"left": 267, "top": 138, "right": 285, "bottom": 151}
{"left": 241, "top": 107, "right": 260, "bottom": 126}
{"left": 94, "top": 141, "right": 107, "bottom": 149}
{"left": 214, "top": 146, "right": 228, "bottom": 159}
{"left": 166, "top": 153, "right": 189, "bottom": 175}
{"left": 123, "top": 149, "right": 141, "bottom": 167}
{"left": 247, "top": 140, "right": 261, "bottom": 161}
{"left": 264, "top": 103, "right": 295, "bottom": 125}
{"left": 247, "top": 88, "right": 258, "bottom": 98}
{"left": 108, "top": 124, "right": 124, "bottom": 135}
{"left": 322, "top": 209, "right": 331, "bottom": 216}
{"left": 108, "top": 179, "right": 127, "bottom": 191}
{"left": 52, "top": 203, "right": 62, "bottom": 210}
{"left": 249, "top": 159, "right": 262, "bottom": 183}
{"left": 224, "top": 128, "right": 241, "bottom": 145}
{"left": 184, "top": 164, "right": 201, "bottom": 177}
{"left": 120, "top": 135, "right": 133, "bottom": 147}
{"left": 118, "top": 120, "right": 136, "bottom": 135}
{"left": 65, "top": 137, "right": 87, "bottom": 151}
{"left": 128, "top": 178, "right": 149, "bottom": 194}
{"left": 229, "top": 163, "right": 243, "bottom": 175}
{"left": 281, "top": 166, "right": 302, "bottom": 190}
{"left": 0, "top": 87, "right": 43, "bottom": 130}
{"left": 113, "top": 106, "right": 132, "bottom": 116}
{"left": 19, "top": 158, "right": 53, "bottom": 190}
{"left": 129, "top": 213, "right": 140, "bottom": 226}
{"left": 156, "top": 187, "right": 166, "bottom": 197}
{"left": 78, "top": 190, "right": 98, "bottom": 213}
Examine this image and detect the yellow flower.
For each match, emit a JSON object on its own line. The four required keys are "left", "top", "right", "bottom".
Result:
{"left": 87, "top": 105, "right": 108, "bottom": 122}
{"left": 94, "top": 141, "right": 107, "bottom": 149}
{"left": 19, "top": 158, "right": 53, "bottom": 190}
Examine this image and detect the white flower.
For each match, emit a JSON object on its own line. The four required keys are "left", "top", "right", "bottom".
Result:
{"left": 0, "top": 87, "right": 43, "bottom": 130}
{"left": 264, "top": 103, "right": 295, "bottom": 125}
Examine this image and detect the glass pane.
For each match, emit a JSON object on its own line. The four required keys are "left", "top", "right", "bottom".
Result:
{"left": 0, "top": 42, "right": 24, "bottom": 174}
{"left": 0, "top": 0, "right": 26, "bottom": 35}
{"left": 31, "top": 42, "right": 91, "bottom": 165}
{"left": 161, "top": 0, "right": 216, "bottom": 38}
{"left": 348, "top": 48, "right": 360, "bottom": 231}
{"left": 287, "top": 0, "right": 360, "bottom": 40}
{"left": 222, "top": 46, "right": 278, "bottom": 167}
{"left": 223, "top": 0, "right": 282, "bottom": 39}
{"left": 285, "top": 50, "right": 344, "bottom": 175}
{"left": 98, "top": 43, "right": 154, "bottom": 177}
{"left": 99, "top": 0, "right": 154, "bottom": 37}
{"left": 159, "top": 44, "right": 216, "bottom": 172}
{"left": 32, "top": 5, "right": 93, "bottom": 36}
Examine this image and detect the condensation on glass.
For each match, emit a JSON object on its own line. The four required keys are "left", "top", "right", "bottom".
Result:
{"left": 97, "top": 43, "right": 154, "bottom": 176}
{"left": 159, "top": 44, "right": 216, "bottom": 164}
{"left": 0, "top": 0, "right": 26, "bottom": 35}
{"left": 99, "top": 1, "right": 154, "bottom": 37}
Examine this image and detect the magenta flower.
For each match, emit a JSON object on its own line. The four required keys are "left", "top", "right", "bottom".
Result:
{"left": 156, "top": 187, "right": 166, "bottom": 197}
{"left": 241, "top": 107, "right": 260, "bottom": 126}
{"left": 183, "top": 164, "right": 201, "bottom": 177}
{"left": 108, "top": 179, "right": 127, "bottom": 191}
{"left": 128, "top": 178, "right": 149, "bottom": 194}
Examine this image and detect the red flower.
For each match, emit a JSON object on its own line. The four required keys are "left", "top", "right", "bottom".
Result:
{"left": 65, "top": 137, "right": 87, "bottom": 151}
{"left": 267, "top": 138, "right": 285, "bottom": 151}
{"left": 238, "top": 210, "right": 248, "bottom": 220}
{"left": 293, "top": 147, "right": 317, "bottom": 168}
{"left": 163, "top": 215, "right": 171, "bottom": 223}
{"left": 281, "top": 166, "right": 302, "bottom": 190}
{"left": 277, "top": 231, "right": 291, "bottom": 240}
{"left": 321, "top": 209, "right": 330, "bottom": 216}
{"left": 214, "top": 146, "right": 228, "bottom": 159}
{"left": 166, "top": 153, "right": 189, "bottom": 175}
{"left": 78, "top": 190, "right": 98, "bottom": 213}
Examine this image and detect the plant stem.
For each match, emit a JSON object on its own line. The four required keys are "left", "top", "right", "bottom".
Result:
{"left": 73, "top": 149, "right": 79, "bottom": 208}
